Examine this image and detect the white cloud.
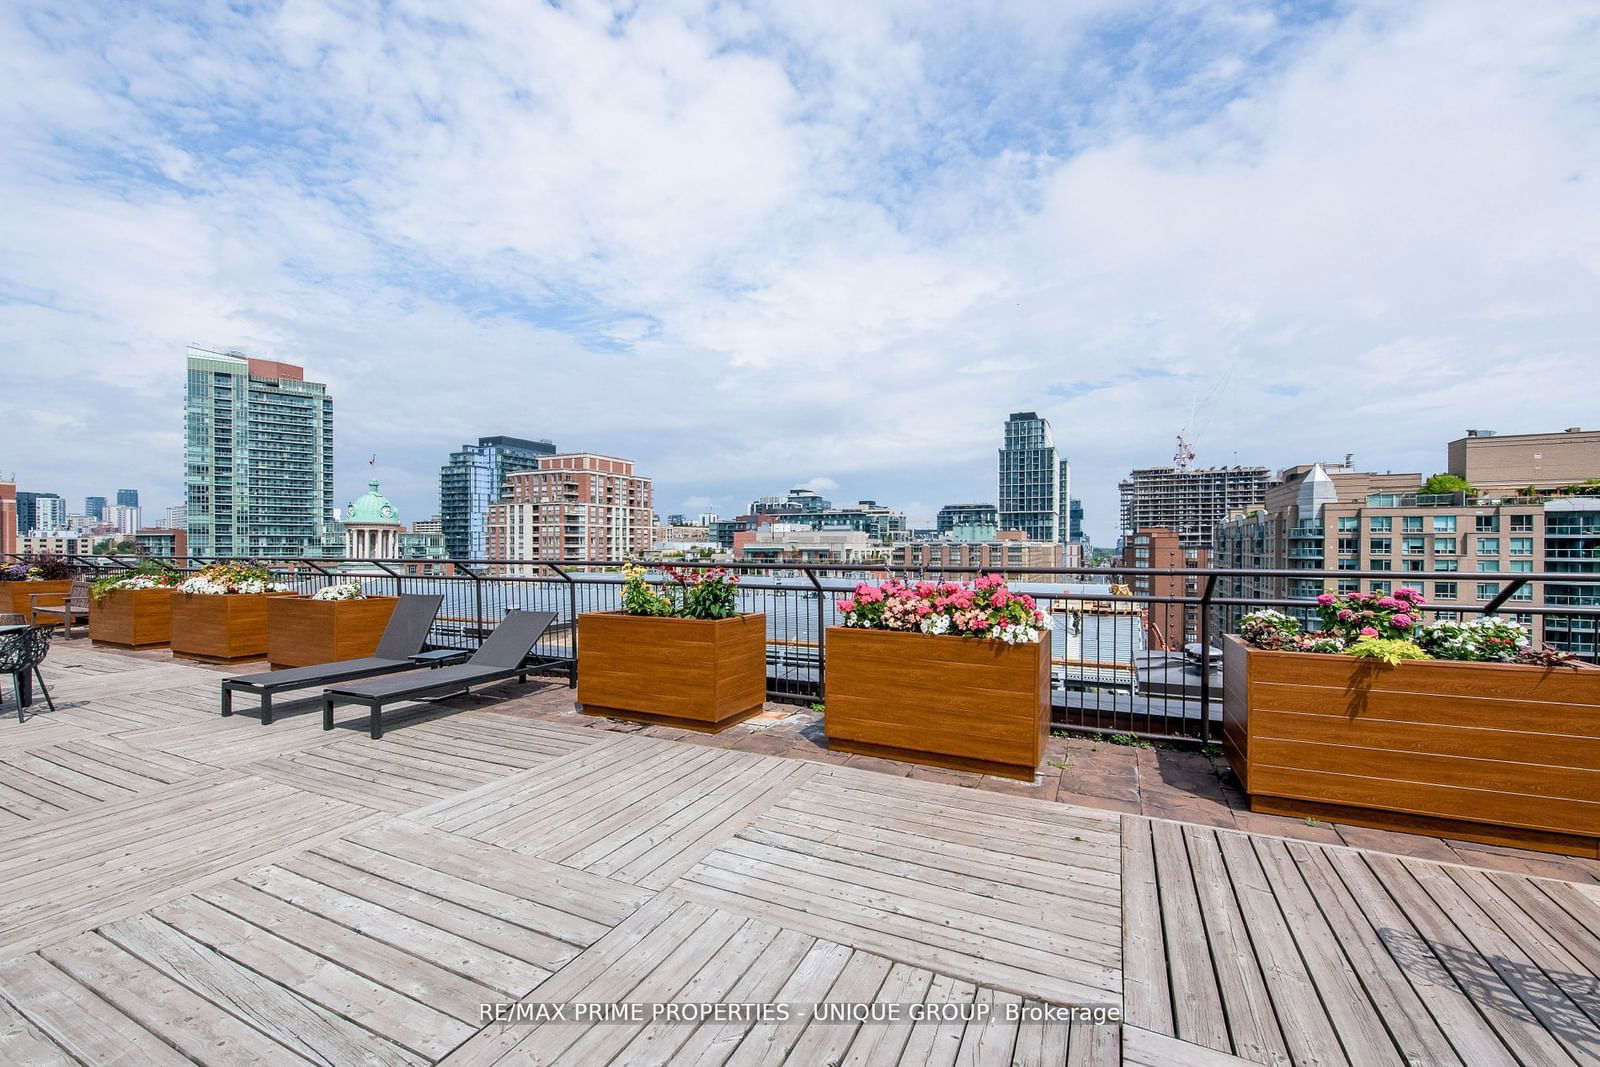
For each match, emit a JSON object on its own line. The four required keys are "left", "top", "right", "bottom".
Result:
{"left": 0, "top": 0, "right": 1596, "bottom": 545}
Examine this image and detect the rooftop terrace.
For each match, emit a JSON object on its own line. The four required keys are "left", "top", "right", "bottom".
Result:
{"left": 3, "top": 644, "right": 1600, "bottom": 1064}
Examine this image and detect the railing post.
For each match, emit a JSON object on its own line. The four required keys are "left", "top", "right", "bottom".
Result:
{"left": 1198, "top": 574, "right": 1219, "bottom": 743}
{"left": 805, "top": 568, "right": 826, "bottom": 702}
{"left": 549, "top": 563, "right": 578, "bottom": 688}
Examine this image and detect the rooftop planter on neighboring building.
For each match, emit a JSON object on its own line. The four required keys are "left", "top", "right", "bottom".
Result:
{"left": 576, "top": 565, "right": 766, "bottom": 731}
{"left": 823, "top": 577, "right": 1053, "bottom": 781}
{"left": 267, "top": 584, "right": 397, "bottom": 669}
{"left": 1224, "top": 593, "right": 1600, "bottom": 857}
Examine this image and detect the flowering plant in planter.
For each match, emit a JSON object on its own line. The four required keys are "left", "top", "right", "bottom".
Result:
{"left": 1414, "top": 615, "right": 1529, "bottom": 662}
{"left": 618, "top": 563, "right": 741, "bottom": 620}
{"left": 91, "top": 562, "right": 179, "bottom": 601}
{"left": 2, "top": 554, "right": 75, "bottom": 581}
{"left": 312, "top": 581, "right": 367, "bottom": 601}
{"left": 836, "top": 575, "right": 1053, "bottom": 644}
{"left": 1315, "top": 587, "right": 1425, "bottom": 641}
{"left": 177, "top": 562, "right": 290, "bottom": 595}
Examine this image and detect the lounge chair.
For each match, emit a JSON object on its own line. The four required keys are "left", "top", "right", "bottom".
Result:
{"left": 221, "top": 593, "right": 443, "bottom": 724}
{"left": 322, "top": 609, "right": 556, "bottom": 739}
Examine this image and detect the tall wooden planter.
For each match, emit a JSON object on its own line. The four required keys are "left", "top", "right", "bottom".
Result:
{"left": 2, "top": 580, "right": 73, "bottom": 623}
{"left": 1223, "top": 635, "right": 1600, "bottom": 857}
{"left": 90, "top": 588, "right": 175, "bottom": 648}
{"left": 576, "top": 613, "right": 767, "bottom": 732}
{"left": 170, "top": 592, "right": 292, "bottom": 662}
{"left": 824, "top": 627, "right": 1051, "bottom": 781}
{"left": 267, "top": 595, "right": 398, "bottom": 669}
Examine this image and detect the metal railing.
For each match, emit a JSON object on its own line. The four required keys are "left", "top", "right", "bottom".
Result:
{"left": 9, "top": 552, "right": 1600, "bottom": 745}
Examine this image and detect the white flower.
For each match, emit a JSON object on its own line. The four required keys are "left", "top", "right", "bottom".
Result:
{"left": 313, "top": 581, "right": 366, "bottom": 601}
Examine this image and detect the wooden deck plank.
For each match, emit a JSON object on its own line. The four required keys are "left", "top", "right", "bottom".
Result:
{"left": 1120, "top": 816, "right": 1173, "bottom": 1037}
{"left": 0, "top": 993, "right": 74, "bottom": 1067}
{"left": 0, "top": 952, "right": 193, "bottom": 1066}
{"left": 1149, "top": 819, "right": 1229, "bottom": 1052}
{"left": 99, "top": 912, "right": 422, "bottom": 1067}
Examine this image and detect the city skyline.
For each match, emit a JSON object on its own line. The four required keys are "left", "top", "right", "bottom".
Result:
{"left": 4, "top": 4, "right": 1598, "bottom": 546}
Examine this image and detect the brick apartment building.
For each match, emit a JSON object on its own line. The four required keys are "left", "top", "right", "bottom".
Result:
{"left": 0, "top": 482, "right": 15, "bottom": 556}
{"left": 1122, "top": 528, "right": 1207, "bottom": 650}
{"left": 487, "top": 454, "right": 654, "bottom": 567}
{"left": 1214, "top": 429, "right": 1600, "bottom": 660}
{"left": 892, "top": 531, "right": 1063, "bottom": 572}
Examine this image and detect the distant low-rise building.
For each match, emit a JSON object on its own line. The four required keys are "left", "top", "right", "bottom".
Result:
{"left": 892, "top": 531, "right": 1062, "bottom": 572}
{"left": 735, "top": 525, "right": 881, "bottom": 564}
{"left": 20, "top": 533, "right": 92, "bottom": 556}
{"left": 936, "top": 503, "right": 998, "bottom": 534}
{"left": 134, "top": 527, "right": 188, "bottom": 560}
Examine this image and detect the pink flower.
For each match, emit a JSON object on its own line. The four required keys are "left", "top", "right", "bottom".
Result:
{"left": 1392, "top": 613, "right": 1413, "bottom": 628}
{"left": 1316, "top": 593, "right": 1335, "bottom": 605}
{"left": 1337, "top": 609, "right": 1354, "bottom": 621}
{"left": 1019, "top": 594, "right": 1037, "bottom": 610}
{"left": 1359, "top": 627, "right": 1379, "bottom": 637}
{"left": 992, "top": 590, "right": 1010, "bottom": 607}
{"left": 1376, "top": 597, "right": 1400, "bottom": 609}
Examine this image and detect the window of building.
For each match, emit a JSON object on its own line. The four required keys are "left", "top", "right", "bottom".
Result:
{"left": 1370, "top": 580, "right": 1392, "bottom": 594}
{"left": 1338, "top": 578, "right": 1359, "bottom": 594}
{"left": 1402, "top": 536, "right": 1425, "bottom": 555}
{"left": 1435, "top": 559, "right": 1458, "bottom": 572}
{"left": 1434, "top": 609, "right": 1459, "bottom": 621}
{"left": 1402, "top": 559, "right": 1424, "bottom": 571}
{"left": 1433, "top": 515, "right": 1456, "bottom": 533}
{"left": 1476, "top": 582, "right": 1498, "bottom": 600}
{"left": 1475, "top": 515, "right": 1500, "bottom": 532}
{"left": 1337, "top": 516, "right": 1358, "bottom": 532}
{"left": 1476, "top": 560, "right": 1499, "bottom": 573}
{"left": 1369, "top": 537, "right": 1392, "bottom": 555}
{"left": 1369, "top": 517, "right": 1392, "bottom": 532}
{"left": 1433, "top": 581, "right": 1457, "bottom": 600}
{"left": 1433, "top": 536, "right": 1457, "bottom": 555}
{"left": 1338, "top": 558, "right": 1359, "bottom": 570}
{"left": 1337, "top": 537, "right": 1358, "bottom": 554}
{"left": 1510, "top": 514, "right": 1534, "bottom": 532}
{"left": 1370, "top": 559, "right": 1392, "bottom": 571}
{"left": 1510, "top": 537, "right": 1533, "bottom": 556}
{"left": 1477, "top": 537, "right": 1499, "bottom": 556}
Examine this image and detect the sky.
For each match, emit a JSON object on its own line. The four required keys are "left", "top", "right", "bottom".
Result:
{"left": 2, "top": 0, "right": 1597, "bottom": 546}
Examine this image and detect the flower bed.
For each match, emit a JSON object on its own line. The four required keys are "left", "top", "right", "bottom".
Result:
{"left": 577, "top": 565, "right": 766, "bottom": 731}
{"left": 824, "top": 576, "right": 1053, "bottom": 780}
{"left": 1225, "top": 591, "right": 1600, "bottom": 857}
{"left": 1, "top": 555, "right": 77, "bottom": 621}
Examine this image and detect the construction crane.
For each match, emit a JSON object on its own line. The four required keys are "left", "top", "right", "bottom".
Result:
{"left": 1173, "top": 433, "right": 1196, "bottom": 471}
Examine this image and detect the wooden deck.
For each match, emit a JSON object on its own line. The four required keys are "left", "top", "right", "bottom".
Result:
{"left": 0, "top": 645, "right": 1598, "bottom": 1064}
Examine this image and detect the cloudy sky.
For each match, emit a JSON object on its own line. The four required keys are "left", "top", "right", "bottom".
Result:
{"left": 3, "top": 0, "right": 1597, "bottom": 544}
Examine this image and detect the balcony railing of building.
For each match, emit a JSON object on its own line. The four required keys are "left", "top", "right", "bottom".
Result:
{"left": 12, "top": 552, "right": 1600, "bottom": 746}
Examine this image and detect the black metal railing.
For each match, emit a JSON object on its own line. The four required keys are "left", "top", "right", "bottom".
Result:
{"left": 10, "top": 552, "right": 1600, "bottom": 744}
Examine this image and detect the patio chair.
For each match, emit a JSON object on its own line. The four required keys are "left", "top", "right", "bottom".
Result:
{"left": 322, "top": 609, "right": 556, "bottom": 739}
{"left": 0, "top": 625, "right": 56, "bottom": 722}
{"left": 31, "top": 579, "right": 90, "bottom": 638}
{"left": 221, "top": 593, "right": 443, "bottom": 724}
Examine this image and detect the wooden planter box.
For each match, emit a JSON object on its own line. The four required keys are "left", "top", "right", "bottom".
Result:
{"left": 823, "top": 627, "right": 1051, "bottom": 781}
{"left": 170, "top": 592, "right": 295, "bottom": 662}
{"left": 89, "top": 588, "right": 175, "bottom": 648}
{"left": 576, "top": 612, "right": 767, "bottom": 732}
{"left": 2, "top": 580, "right": 73, "bottom": 623}
{"left": 1223, "top": 635, "right": 1600, "bottom": 858}
{"left": 267, "top": 595, "right": 398, "bottom": 668}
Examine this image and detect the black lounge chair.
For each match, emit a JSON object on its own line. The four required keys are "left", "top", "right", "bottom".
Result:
{"left": 322, "top": 609, "right": 557, "bottom": 739}
{"left": 221, "top": 593, "right": 443, "bottom": 724}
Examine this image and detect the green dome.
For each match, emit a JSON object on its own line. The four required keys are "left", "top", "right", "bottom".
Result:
{"left": 346, "top": 479, "right": 401, "bottom": 525}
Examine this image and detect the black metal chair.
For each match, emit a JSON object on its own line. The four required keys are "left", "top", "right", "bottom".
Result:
{"left": 0, "top": 625, "right": 56, "bottom": 722}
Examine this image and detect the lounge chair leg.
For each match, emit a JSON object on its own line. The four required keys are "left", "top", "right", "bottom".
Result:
{"left": 519, "top": 672, "right": 527, "bottom": 684}
{"left": 221, "top": 686, "right": 232, "bottom": 717}
{"left": 322, "top": 696, "right": 335, "bottom": 731}
{"left": 261, "top": 691, "right": 273, "bottom": 726}
{"left": 370, "top": 704, "right": 382, "bottom": 740}
{"left": 32, "top": 667, "right": 55, "bottom": 714}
